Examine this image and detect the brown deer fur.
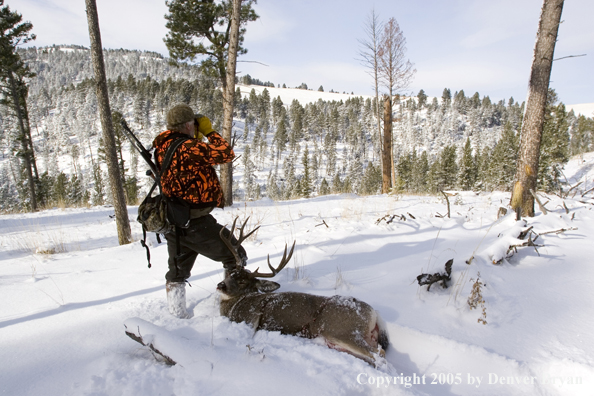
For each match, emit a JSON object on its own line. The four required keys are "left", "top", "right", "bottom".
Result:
{"left": 216, "top": 219, "right": 389, "bottom": 364}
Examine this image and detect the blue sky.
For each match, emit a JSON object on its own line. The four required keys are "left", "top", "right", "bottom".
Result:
{"left": 15, "top": 0, "right": 594, "bottom": 105}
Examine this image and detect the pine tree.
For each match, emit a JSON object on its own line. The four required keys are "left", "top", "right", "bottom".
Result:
{"left": 413, "top": 150, "right": 429, "bottom": 193}
{"left": 570, "top": 115, "right": 593, "bottom": 155}
{"left": 68, "top": 173, "right": 85, "bottom": 206}
{"left": 417, "top": 89, "right": 427, "bottom": 108}
{"left": 360, "top": 161, "right": 381, "bottom": 195}
{"left": 458, "top": 138, "right": 476, "bottom": 190}
{"left": 273, "top": 107, "right": 288, "bottom": 159}
{"left": 433, "top": 145, "right": 458, "bottom": 191}
{"left": 164, "top": 0, "right": 259, "bottom": 206}
{"left": 538, "top": 90, "right": 569, "bottom": 191}
{"left": 319, "top": 178, "right": 330, "bottom": 196}
{"left": 488, "top": 122, "right": 518, "bottom": 190}
{"left": 301, "top": 145, "right": 312, "bottom": 198}
{"left": 54, "top": 172, "right": 69, "bottom": 205}
{"left": 242, "top": 144, "right": 256, "bottom": 200}
{"left": 441, "top": 88, "right": 451, "bottom": 112}
{"left": 0, "top": 1, "right": 39, "bottom": 210}
{"left": 266, "top": 170, "right": 281, "bottom": 201}
{"left": 395, "top": 152, "right": 412, "bottom": 192}
{"left": 91, "top": 163, "right": 105, "bottom": 206}
{"left": 331, "top": 173, "right": 343, "bottom": 194}
{"left": 475, "top": 146, "right": 491, "bottom": 191}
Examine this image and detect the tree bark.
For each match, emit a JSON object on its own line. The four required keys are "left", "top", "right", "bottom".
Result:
{"left": 85, "top": 0, "right": 132, "bottom": 245}
{"left": 511, "top": 0, "right": 564, "bottom": 217}
{"left": 220, "top": 0, "right": 242, "bottom": 207}
{"left": 382, "top": 96, "right": 392, "bottom": 193}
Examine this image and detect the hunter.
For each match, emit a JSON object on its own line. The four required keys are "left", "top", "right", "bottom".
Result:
{"left": 153, "top": 103, "right": 246, "bottom": 318}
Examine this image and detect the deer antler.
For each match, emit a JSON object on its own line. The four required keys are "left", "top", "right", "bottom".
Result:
{"left": 248, "top": 240, "right": 296, "bottom": 279}
{"left": 219, "top": 217, "right": 260, "bottom": 268}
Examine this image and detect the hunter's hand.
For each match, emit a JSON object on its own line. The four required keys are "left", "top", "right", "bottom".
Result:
{"left": 195, "top": 115, "right": 215, "bottom": 140}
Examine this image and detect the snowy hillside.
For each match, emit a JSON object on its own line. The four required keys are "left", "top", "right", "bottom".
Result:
{"left": 2, "top": 153, "right": 594, "bottom": 395}
{"left": 237, "top": 83, "right": 374, "bottom": 105}
{"left": 566, "top": 103, "right": 594, "bottom": 118}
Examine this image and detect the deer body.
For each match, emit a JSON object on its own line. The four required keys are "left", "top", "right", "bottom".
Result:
{"left": 217, "top": 218, "right": 389, "bottom": 364}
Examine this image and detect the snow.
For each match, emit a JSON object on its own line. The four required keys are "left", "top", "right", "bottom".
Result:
{"left": 237, "top": 83, "right": 374, "bottom": 105}
{"left": 2, "top": 155, "right": 594, "bottom": 395}
{"left": 566, "top": 103, "right": 594, "bottom": 117}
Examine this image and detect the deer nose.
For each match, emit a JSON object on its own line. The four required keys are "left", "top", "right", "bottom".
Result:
{"left": 216, "top": 281, "right": 226, "bottom": 291}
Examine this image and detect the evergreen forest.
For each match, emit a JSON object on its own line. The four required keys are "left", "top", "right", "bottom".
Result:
{"left": 0, "top": 45, "right": 592, "bottom": 212}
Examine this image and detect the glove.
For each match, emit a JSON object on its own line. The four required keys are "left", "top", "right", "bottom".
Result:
{"left": 194, "top": 115, "right": 215, "bottom": 140}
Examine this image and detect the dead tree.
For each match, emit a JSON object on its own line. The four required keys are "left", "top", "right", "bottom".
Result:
{"left": 377, "top": 17, "right": 415, "bottom": 193}
{"left": 511, "top": 0, "right": 564, "bottom": 217}
{"left": 358, "top": 9, "right": 383, "bottom": 163}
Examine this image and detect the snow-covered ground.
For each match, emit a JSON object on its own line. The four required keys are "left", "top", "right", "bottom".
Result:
{"left": 2, "top": 154, "right": 594, "bottom": 396}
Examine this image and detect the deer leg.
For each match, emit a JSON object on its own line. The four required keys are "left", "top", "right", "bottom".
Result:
{"left": 322, "top": 335, "right": 377, "bottom": 365}
{"left": 249, "top": 312, "right": 263, "bottom": 337}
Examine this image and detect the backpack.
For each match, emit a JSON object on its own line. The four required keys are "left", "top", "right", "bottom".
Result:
{"left": 138, "top": 135, "right": 191, "bottom": 267}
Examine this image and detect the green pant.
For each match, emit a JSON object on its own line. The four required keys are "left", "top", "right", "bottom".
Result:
{"left": 165, "top": 214, "right": 247, "bottom": 282}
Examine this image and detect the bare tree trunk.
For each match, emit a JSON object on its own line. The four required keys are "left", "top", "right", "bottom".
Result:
{"left": 391, "top": 128, "right": 396, "bottom": 188}
{"left": 220, "top": 0, "right": 242, "bottom": 207}
{"left": 382, "top": 96, "right": 393, "bottom": 193}
{"left": 511, "top": 0, "right": 564, "bottom": 217}
{"left": 8, "top": 71, "right": 37, "bottom": 211}
{"left": 85, "top": 0, "right": 132, "bottom": 245}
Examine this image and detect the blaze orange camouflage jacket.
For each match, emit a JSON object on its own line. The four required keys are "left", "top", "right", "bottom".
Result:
{"left": 153, "top": 130, "right": 234, "bottom": 208}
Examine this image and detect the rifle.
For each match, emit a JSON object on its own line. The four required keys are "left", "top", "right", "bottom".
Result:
{"left": 120, "top": 119, "right": 158, "bottom": 176}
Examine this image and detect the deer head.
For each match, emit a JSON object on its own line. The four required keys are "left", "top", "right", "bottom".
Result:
{"left": 216, "top": 217, "right": 295, "bottom": 299}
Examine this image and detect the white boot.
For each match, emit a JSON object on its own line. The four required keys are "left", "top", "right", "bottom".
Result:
{"left": 166, "top": 282, "right": 191, "bottom": 319}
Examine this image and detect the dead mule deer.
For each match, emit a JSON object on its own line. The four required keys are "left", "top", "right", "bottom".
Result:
{"left": 217, "top": 217, "right": 389, "bottom": 364}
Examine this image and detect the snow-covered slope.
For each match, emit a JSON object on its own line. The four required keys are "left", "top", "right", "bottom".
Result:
{"left": 1, "top": 153, "right": 594, "bottom": 395}
{"left": 566, "top": 103, "right": 594, "bottom": 117}
{"left": 237, "top": 83, "right": 374, "bottom": 104}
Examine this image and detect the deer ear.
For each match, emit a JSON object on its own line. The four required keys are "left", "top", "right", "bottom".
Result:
{"left": 256, "top": 280, "right": 280, "bottom": 293}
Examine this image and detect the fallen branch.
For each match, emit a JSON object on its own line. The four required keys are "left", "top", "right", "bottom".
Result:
{"left": 494, "top": 226, "right": 577, "bottom": 265}
{"left": 500, "top": 235, "right": 544, "bottom": 263}
{"left": 440, "top": 191, "right": 451, "bottom": 218}
{"left": 376, "top": 214, "right": 397, "bottom": 224}
{"left": 563, "top": 181, "right": 582, "bottom": 198}
{"left": 518, "top": 226, "right": 534, "bottom": 240}
{"left": 315, "top": 220, "right": 329, "bottom": 228}
{"left": 537, "top": 227, "right": 578, "bottom": 237}
{"left": 581, "top": 186, "right": 594, "bottom": 197}
{"left": 125, "top": 325, "right": 177, "bottom": 366}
